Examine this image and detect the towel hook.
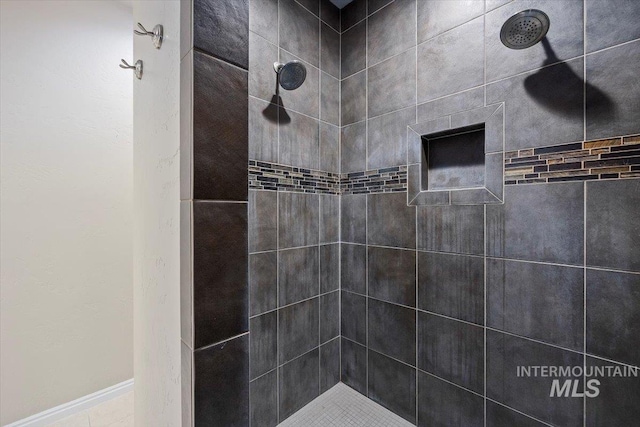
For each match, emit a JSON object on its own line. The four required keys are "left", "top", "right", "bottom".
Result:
{"left": 120, "top": 59, "right": 143, "bottom": 80}
{"left": 134, "top": 22, "right": 163, "bottom": 49}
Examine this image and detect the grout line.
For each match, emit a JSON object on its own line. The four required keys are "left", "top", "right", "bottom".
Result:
{"left": 583, "top": 179, "right": 588, "bottom": 427}
{"left": 250, "top": 290, "right": 339, "bottom": 320}
{"left": 339, "top": 287, "right": 639, "bottom": 368}
{"left": 193, "top": 332, "right": 250, "bottom": 353}
{"left": 483, "top": 201, "right": 488, "bottom": 427}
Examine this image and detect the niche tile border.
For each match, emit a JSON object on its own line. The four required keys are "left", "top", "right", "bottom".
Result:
{"left": 505, "top": 135, "right": 640, "bottom": 185}
{"left": 407, "top": 104, "right": 505, "bottom": 206}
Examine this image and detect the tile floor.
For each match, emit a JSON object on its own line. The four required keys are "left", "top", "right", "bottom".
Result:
{"left": 278, "top": 383, "right": 415, "bottom": 427}
{"left": 46, "top": 391, "right": 133, "bottom": 427}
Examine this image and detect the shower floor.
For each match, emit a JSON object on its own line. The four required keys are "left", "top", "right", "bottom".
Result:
{"left": 277, "top": 383, "right": 415, "bottom": 427}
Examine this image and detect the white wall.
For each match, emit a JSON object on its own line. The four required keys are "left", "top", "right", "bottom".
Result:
{"left": 132, "top": 1, "right": 182, "bottom": 426}
{"left": 0, "top": 1, "right": 134, "bottom": 424}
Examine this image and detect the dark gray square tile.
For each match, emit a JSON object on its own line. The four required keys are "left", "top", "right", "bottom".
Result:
{"left": 297, "top": 0, "right": 319, "bottom": 15}
{"left": 585, "top": 357, "right": 640, "bottom": 427}
{"left": 321, "top": 291, "right": 340, "bottom": 343}
{"left": 279, "top": 349, "right": 320, "bottom": 421}
{"left": 321, "top": 0, "right": 341, "bottom": 32}
{"left": 249, "top": 96, "right": 278, "bottom": 163}
{"left": 320, "top": 244, "right": 340, "bottom": 293}
{"left": 320, "top": 194, "right": 340, "bottom": 243}
{"left": 250, "top": 370, "right": 278, "bottom": 427}
{"left": 586, "top": 0, "right": 640, "bottom": 53}
{"left": 418, "top": 372, "right": 484, "bottom": 427}
{"left": 194, "top": 0, "right": 249, "bottom": 69}
{"left": 341, "top": 291, "right": 367, "bottom": 344}
{"left": 279, "top": 51, "right": 320, "bottom": 119}
{"left": 368, "top": 299, "right": 416, "bottom": 365}
{"left": 342, "top": 71, "right": 367, "bottom": 125}
{"left": 368, "top": 0, "right": 416, "bottom": 66}
{"left": 417, "top": 0, "right": 483, "bottom": 43}
{"left": 341, "top": 244, "right": 367, "bottom": 294}
{"left": 417, "top": 205, "right": 484, "bottom": 255}
{"left": 279, "top": 0, "right": 319, "bottom": 67}
{"left": 368, "top": 192, "right": 416, "bottom": 249}
{"left": 586, "top": 179, "right": 640, "bottom": 272}
{"left": 487, "top": 331, "right": 584, "bottom": 427}
{"left": 587, "top": 269, "right": 640, "bottom": 367}
{"left": 279, "top": 298, "right": 319, "bottom": 363}
{"left": 418, "top": 252, "right": 484, "bottom": 324}
{"left": 417, "top": 87, "right": 484, "bottom": 123}
{"left": 194, "top": 335, "right": 249, "bottom": 426}
{"left": 586, "top": 40, "right": 640, "bottom": 140}
{"left": 321, "top": 23, "right": 341, "bottom": 78}
{"left": 250, "top": 251, "right": 277, "bottom": 316}
{"left": 278, "top": 192, "right": 319, "bottom": 248}
{"left": 367, "top": 106, "right": 416, "bottom": 169}
{"left": 279, "top": 246, "right": 319, "bottom": 305}
{"left": 341, "top": 338, "right": 367, "bottom": 395}
{"left": 193, "top": 51, "right": 248, "bottom": 201}
{"left": 368, "top": 247, "right": 416, "bottom": 307}
{"left": 320, "top": 338, "right": 340, "bottom": 393}
{"left": 341, "top": 121, "right": 367, "bottom": 172}
{"left": 341, "top": 21, "right": 366, "bottom": 78}
{"left": 341, "top": 0, "right": 366, "bottom": 31}
{"left": 248, "top": 32, "right": 279, "bottom": 103}
{"left": 486, "top": 182, "right": 584, "bottom": 265}
{"left": 486, "top": 58, "right": 584, "bottom": 151}
{"left": 249, "top": 190, "right": 277, "bottom": 252}
{"left": 418, "top": 313, "right": 484, "bottom": 393}
{"left": 320, "top": 123, "right": 340, "bottom": 173}
{"left": 250, "top": 0, "right": 278, "bottom": 44}
{"left": 193, "top": 202, "right": 248, "bottom": 349}
{"left": 250, "top": 312, "right": 277, "bottom": 379}
{"left": 485, "top": 0, "right": 584, "bottom": 82}
{"left": 341, "top": 194, "right": 367, "bottom": 243}
{"left": 369, "top": 48, "right": 416, "bottom": 117}
{"left": 486, "top": 401, "right": 547, "bottom": 427}
{"left": 368, "top": 0, "right": 393, "bottom": 15}
{"left": 488, "top": 259, "right": 584, "bottom": 350}
{"left": 368, "top": 350, "right": 417, "bottom": 424}
{"left": 321, "top": 72, "right": 340, "bottom": 125}
{"left": 417, "top": 17, "right": 483, "bottom": 103}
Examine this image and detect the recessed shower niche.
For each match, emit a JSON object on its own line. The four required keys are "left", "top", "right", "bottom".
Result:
{"left": 407, "top": 104, "right": 505, "bottom": 206}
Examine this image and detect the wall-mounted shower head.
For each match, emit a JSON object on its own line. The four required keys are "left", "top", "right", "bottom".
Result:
{"left": 274, "top": 61, "right": 307, "bottom": 90}
{"left": 500, "top": 9, "right": 550, "bottom": 49}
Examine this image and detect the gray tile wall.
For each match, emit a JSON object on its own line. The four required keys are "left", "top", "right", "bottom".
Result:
{"left": 248, "top": 1, "right": 343, "bottom": 425}
{"left": 337, "top": 1, "right": 640, "bottom": 426}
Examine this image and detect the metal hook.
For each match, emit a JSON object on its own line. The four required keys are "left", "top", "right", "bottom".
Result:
{"left": 120, "top": 59, "right": 143, "bottom": 80}
{"left": 134, "top": 22, "right": 163, "bottom": 49}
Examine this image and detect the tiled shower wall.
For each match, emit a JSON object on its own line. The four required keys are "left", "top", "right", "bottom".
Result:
{"left": 248, "top": 0, "right": 342, "bottom": 426}
{"left": 180, "top": 0, "right": 251, "bottom": 426}
{"left": 338, "top": 0, "right": 640, "bottom": 426}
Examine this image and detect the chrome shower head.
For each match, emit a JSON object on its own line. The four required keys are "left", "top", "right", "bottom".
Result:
{"left": 500, "top": 9, "right": 550, "bottom": 49}
{"left": 274, "top": 61, "right": 307, "bottom": 90}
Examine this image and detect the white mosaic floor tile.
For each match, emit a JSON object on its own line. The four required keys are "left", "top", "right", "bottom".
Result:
{"left": 277, "top": 383, "right": 415, "bottom": 427}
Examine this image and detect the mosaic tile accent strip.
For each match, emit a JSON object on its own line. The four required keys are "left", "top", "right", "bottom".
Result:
{"left": 249, "top": 161, "right": 408, "bottom": 195}
{"left": 249, "top": 161, "right": 341, "bottom": 194}
{"left": 505, "top": 135, "right": 640, "bottom": 185}
{"left": 341, "top": 166, "right": 408, "bottom": 195}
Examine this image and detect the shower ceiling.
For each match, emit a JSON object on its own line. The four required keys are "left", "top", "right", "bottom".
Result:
{"left": 330, "top": 0, "right": 354, "bottom": 8}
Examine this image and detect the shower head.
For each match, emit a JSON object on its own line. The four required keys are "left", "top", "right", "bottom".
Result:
{"left": 274, "top": 61, "right": 307, "bottom": 90}
{"left": 500, "top": 9, "right": 550, "bottom": 50}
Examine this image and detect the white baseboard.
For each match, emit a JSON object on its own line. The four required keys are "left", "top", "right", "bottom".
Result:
{"left": 4, "top": 379, "right": 134, "bottom": 427}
